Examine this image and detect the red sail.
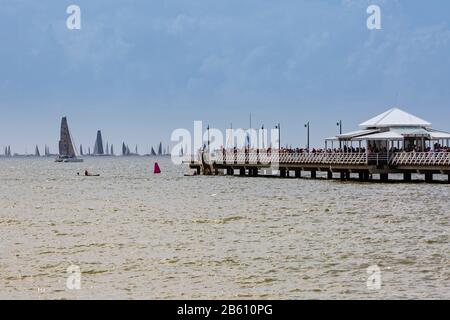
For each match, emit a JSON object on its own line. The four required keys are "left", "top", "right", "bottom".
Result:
{"left": 154, "top": 162, "right": 161, "bottom": 174}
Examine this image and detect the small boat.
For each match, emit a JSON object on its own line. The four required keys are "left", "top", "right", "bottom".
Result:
{"left": 55, "top": 116, "right": 83, "bottom": 163}
{"left": 56, "top": 155, "right": 83, "bottom": 163}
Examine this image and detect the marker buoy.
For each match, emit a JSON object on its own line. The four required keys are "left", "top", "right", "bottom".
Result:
{"left": 154, "top": 162, "right": 161, "bottom": 174}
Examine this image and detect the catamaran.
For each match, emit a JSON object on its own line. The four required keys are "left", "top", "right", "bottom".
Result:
{"left": 55, "top": 116, "right": 83, "bottom": 163}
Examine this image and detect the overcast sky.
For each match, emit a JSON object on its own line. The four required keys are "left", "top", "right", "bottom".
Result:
{"left": 1, "top": 0, "right": 450, "bottom": 153}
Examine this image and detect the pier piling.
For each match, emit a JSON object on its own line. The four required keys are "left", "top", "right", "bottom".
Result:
{"left": 295, "top": 170, "right": 301, "bottom": 178}
{"left": 311, "top": 171, "right": 317, "bottom": 179}
{"left": 404, "top": 172, "right": 412, "bottom": 182}
{"left": 425, "top": 173, "right": 433, "bottom": 183}
{"left": 380, "top": 173, "right": 388, "bottom": 182}
{"left": 327, "top": 171, "right": 333, "bottom": 180}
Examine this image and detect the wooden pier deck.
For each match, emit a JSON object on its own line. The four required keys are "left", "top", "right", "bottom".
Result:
{"left": 188, "top": 151, "right": 450, "bottom": 183}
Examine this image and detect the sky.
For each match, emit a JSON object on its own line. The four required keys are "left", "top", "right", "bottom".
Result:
{"left": 1, "top": 0, "right": 450, "bottom": 154}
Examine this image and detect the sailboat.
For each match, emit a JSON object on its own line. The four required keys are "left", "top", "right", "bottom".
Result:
{"left": 55, "top": 116, "right": 83, "bottom": 163}
{"left": 158, "top": 142, "right": 162, "bottom": 156}
{"left": 93, "top": 130, "right": 105, "bottom": 156}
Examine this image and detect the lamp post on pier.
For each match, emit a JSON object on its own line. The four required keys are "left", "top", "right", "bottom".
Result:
{"left": 305, "top": 121, "right": 310, "bottom": 152}
{"left": 337, "top": 120, "right": 342, "bottom": 149}
{"left": 275, "top": 123, "right": 281, "bottom": 150}
{"left": 207, "top": 125, "right": 210, "bottom": 151}
{"left": 261, "top": 125, "right": 265, "bottom": 149}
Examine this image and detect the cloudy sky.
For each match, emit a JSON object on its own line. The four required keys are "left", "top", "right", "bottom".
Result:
{"left": 1, "top": 0, "right": 450, "bottom": 153}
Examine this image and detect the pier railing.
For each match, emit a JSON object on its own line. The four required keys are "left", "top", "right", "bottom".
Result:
{"left": 199, "top": 151, "right": 450, "bottom": 167}
{"left": 390, "top": 152, "right": 450, "bottom": 166}
{"left": 206, "top": 151, "right": 371, "bottom": 166}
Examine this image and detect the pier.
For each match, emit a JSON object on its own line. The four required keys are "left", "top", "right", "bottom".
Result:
{"left": 189, "top": 150, "right": 450, "bottom": 183}
{"left": 187, "top": 108, "right": 450, "bottom": 183}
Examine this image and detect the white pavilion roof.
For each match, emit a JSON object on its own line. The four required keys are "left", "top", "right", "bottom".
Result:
{"left": 336, "top": 129, "right": 379, "bottom": 140}
{"left": 353, "top": 131, "right": 404, "bottom": 141}
{"left": 359, "top": 108, "right": 431, "bottom": 129}
{"left": 428, "top": 129, "right": 450, "bottom": 140}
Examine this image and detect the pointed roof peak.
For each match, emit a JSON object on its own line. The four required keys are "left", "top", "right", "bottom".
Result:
{"left": 360, "top": 107, "right": 431, "bottom": 129}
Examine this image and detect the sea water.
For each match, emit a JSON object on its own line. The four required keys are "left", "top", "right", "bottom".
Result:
{"left": 0, "top": 157, "right": 448, "bottom": 299}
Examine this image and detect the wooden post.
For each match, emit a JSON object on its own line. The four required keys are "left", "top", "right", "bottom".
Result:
{"left": 404, "top": 172, "right": 412, "bottom": 182}
{"left": 280, "top": 168, "right": 286, "bottom": 178}
{"left": 311, "top": 171, "right": 316, "bottom": 179}
{"left": 340, "top": 172, "right": 345, "bottom": 180}
{"left": 295, "top": 170, "right": 301, "bottom": 178}
{"left": 425, "top": 173, "right": 433, "bottom": 183}
{"left": 380, "top": 173, "right": 388, "bottom": 182}
{"left": 240, "top": 168, "right": 245, "bottom": 176}
{"left": 327, "top": 171, "right": 333, "bottom": 179}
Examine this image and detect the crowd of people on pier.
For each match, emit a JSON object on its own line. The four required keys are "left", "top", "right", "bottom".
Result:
{"left": 213, "top": 143, "right": 450, "bottom": 155}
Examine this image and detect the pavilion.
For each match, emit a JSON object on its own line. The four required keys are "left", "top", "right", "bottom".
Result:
{"left": 325, "top": 108, "right": 450, "bottom": 153}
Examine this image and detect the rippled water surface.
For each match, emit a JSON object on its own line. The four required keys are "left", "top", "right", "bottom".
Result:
{"left": 0, "top": 157, "right": 448, "bottom": 299}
